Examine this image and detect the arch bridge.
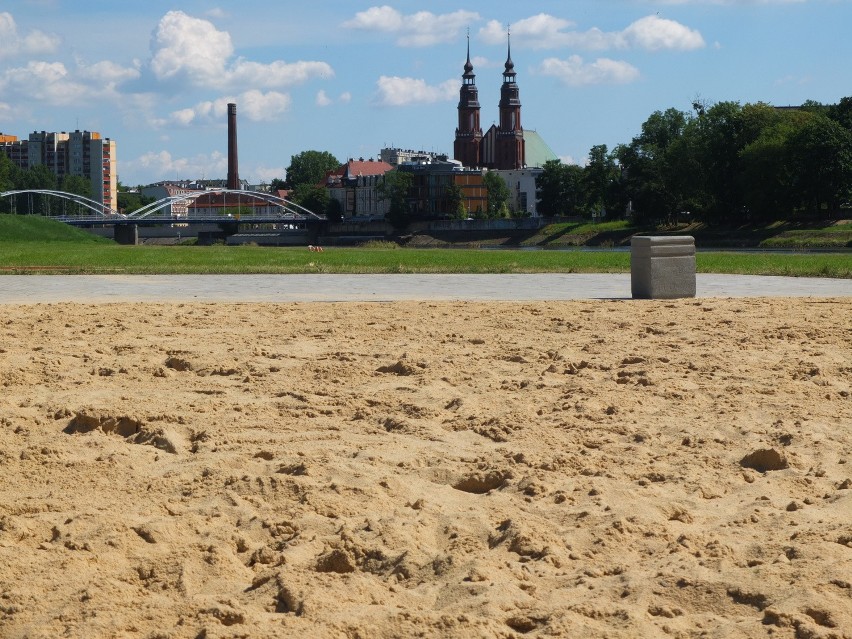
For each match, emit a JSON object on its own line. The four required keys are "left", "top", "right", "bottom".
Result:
{"left": 0, "top": 188, "right": 324, "bottom": 224}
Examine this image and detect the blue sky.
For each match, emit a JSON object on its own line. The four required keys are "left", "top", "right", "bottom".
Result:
{"left": 2, "top": 0, "right": 850, "bottom": 186}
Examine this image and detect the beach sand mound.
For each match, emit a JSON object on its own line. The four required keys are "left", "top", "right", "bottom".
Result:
{"left": 0, "top": 298, "right": 850, "bottom": 638}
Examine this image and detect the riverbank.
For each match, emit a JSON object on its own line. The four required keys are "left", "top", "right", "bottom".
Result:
{"left": 401, "top": 219, "right": 852, "bottom": 251}
{"left": 2, "top": 215, "right": 850, "bottom": 278}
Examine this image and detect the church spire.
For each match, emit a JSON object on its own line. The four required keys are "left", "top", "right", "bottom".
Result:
{"left": 503, "top": 27, "right": 516, "bottom": 83}
{"left": 496, "top": 24, "right": 524, "bottom": 169}
{"left": 454, "top": 29, "right": 482, "bottom": 168}
{"left": 463, "top": 30, "right": 475, "bottom": 82}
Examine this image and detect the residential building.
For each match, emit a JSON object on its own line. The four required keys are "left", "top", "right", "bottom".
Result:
{"left": 0, "top": 129, "right": 117, "bottom": 212}
{"left": 0, "top": 133, "right": 27, "bottom": 167}
{"left": 140, "top": 181, "right": 207, "bottom": 217}
{"left": 187, "top": 190, "right": 283, "bottom": 217}
{"left": 325, "top": 158, "right": 394, "bottom": 219}
{"left": 380, "top": 148, "right": 443, "bottom": 167}
{"left": 398, "top": 157, "right": 487, "bottom": 218}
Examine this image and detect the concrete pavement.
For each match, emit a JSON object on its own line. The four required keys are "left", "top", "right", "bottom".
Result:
{"left": 0, "top": 273, "right": 850, "bottom": 304}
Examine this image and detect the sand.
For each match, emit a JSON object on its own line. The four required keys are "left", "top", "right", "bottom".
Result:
{"left": 0, "top": 298, "right": 850, "bottom": 639}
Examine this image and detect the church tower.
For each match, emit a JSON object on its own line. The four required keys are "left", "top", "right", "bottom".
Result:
{"left": 453, "top": 35, "right": 482, "bottom": 168}
{"left": 495, "top": 32, "right": 525, "bottom": 170}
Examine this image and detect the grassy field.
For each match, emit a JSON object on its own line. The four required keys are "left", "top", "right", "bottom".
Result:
{"left": 1, "top": 214, "right": 850, "bottom": 278}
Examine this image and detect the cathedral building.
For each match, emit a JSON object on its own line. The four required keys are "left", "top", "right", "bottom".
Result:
{"left": 454, "top": 35, "right": 526, "bottom": 171}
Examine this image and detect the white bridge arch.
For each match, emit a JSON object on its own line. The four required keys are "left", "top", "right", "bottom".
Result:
{"left": 0, "top": 188, "right": 324, "bottom": 222}
{"left": 0, "top": 189, "right": 124, "bottom": 218}
{"left": 128, "top": 188, "right": 323, "bottom": 221}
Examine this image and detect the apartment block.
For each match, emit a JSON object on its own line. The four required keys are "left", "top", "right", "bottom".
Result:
{"left": 0, "top": 129, "right": 117, "bottom": 213}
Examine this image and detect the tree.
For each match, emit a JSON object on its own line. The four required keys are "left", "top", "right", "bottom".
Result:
{"left": 738, "top": 111, "right": 805, "bottom": 222}
{"left": 692, "top": 101, "right": 775, "bottom": 223}
{"left": 291, "top": 183, "right": 331, "bottom": 216}
{"left": 444, "top": 182, "right": 467, "bottom": 219}
{"left": 483, "top": 171, "right": 510, "bottom": 218}
{"left": 617, "top": 108, "right": 690, "bottom": 223}
{"left": 285, "top": 151, "right": 340, "bottom": 189}
{"left": 536, "top": 160, "right": 585, "bottom": 217}
{"left": 582, "top": 144, "right": 621, "bottom": 218}
{"left": 59, "top": 175, "right": 94, "bottom": 216}
{"left": 269, "top": 178, "right": 287, "bottom": 193}
{"left": 378, "top": 170, "right": 413, "bottom": 229}
{"left": 21, "top": 164, "right": 57, "bottom": 190}
{"left": 789, "top": 113, "right": 852, "bottom": 218}
{"left": 117, "top": 190, "right": 155, "bottom": 215}
{"left": 325, "top": 197, "right": 343, "bottom": 223}
{"left": 0, "top": 152, "right": 14, "bottom": 192}
{"left": 17, "top": 165, "right": 58, "bottom": 214}
{"left": 828, "top": 96, "right": 852, "bottom": 131}
{"left": 0, "top": 153, "right": 15, "bottom": 213}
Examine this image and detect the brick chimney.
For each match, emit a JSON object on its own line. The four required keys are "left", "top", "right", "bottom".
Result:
{"left": 227, "top": 103, "right": 239, "bottom": 190}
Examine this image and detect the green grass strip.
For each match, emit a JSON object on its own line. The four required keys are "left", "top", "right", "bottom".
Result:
{"left": 0, "top": 244, "right": 849, "bottom": 278}
{"left": 1, "top": 214, "right": 849, "bottom": 278}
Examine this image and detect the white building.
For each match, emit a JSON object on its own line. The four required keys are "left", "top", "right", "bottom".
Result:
{"left": 492, "top": 168, "right": 544, "bottom": 217}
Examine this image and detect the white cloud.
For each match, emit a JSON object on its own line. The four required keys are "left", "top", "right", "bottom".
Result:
{"left": 374, "top": 76, "right": 458, "bottom": 106}
{"left": 621, "top": 15, "right": 705, "bottom": 51}
{"left": 251, "top": 165, "right": 288, "bottom": 183}
{"left": 343, "top": 5, "right": 403, "bottom": 31}
{"left": 0, "top": 61, "right": 87, "bottom": 106}
{"left": 536, "top": 56, "right": 641, "bottom": 86}
{"left": 344, "top": 6, "right": 480, "bottom": 47}
{"left": 480, "top": 14, "right": 704, "bottom": 51}
{"left": 76, "top": 59, "right": 141, "bottom": 85}
{"left": 149, "top": 11, "right": 333, "bottom": 89}
{"left": 226, "top": 60, "right": 334, "bottom": 88}
{"left": 240, "top": 90, "right": 292, "bottom": 120}
{"left": 0, "top": 101, "right": 13, "bottom": 121}
{"left": 316, "top": 90, "right": 333, "bottom": 107}
{"left": 316, "top": 90, "right": 353, "bottom": 107}
{"left": 0, "top": 57, "right": 140, "bottom": 108}
{"left": 0, "top": 13, "right": 139, "bottom": 107}
{"left": 162, "top": 91, "right": 292, "bottom": 127}
{"left": 150, "top": 11, "right": 233, "bottom": 81}
{"left": 127, "top": 149, "right": 227, "bottom": 182}
{"left": 0, "top": 12, "right": 59, "bottom": 60}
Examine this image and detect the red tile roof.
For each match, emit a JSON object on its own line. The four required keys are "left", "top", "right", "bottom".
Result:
{"left": 343, "top": 160, "right": 393, "bottom": 177}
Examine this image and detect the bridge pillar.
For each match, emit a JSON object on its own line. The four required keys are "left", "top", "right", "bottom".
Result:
{"left": 114, "top": 224, "right": 139, "bottom": 245}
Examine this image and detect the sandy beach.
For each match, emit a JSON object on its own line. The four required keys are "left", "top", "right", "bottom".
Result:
{"left": 0, "top": 298, "right": 850, "bottom": 638}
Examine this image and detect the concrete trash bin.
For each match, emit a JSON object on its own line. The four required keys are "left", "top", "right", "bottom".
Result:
{"left": 631, "top": 235, "right": 696, "bottom": 299}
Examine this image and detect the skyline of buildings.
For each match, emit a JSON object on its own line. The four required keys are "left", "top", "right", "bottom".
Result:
{"left": 0, "top": 40, "right": 560, "bottom": 219}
